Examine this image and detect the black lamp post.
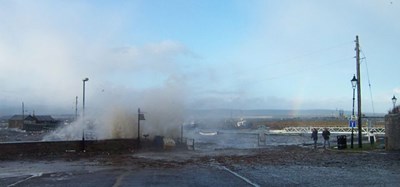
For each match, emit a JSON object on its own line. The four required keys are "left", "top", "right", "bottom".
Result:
{"left": 81, "top": 77, "right": 89, "bottom": 152}
{"left": 350, "top": 75, "right": 357, "bottom": 149}
{"left": 82, "top": 77, "right": 89, "bottom": 120}
{"left": 137, "top": 108, "right": 145, "bottom": 148}
{"left": 392, "top": 95, "right": 397, "bottom": 110}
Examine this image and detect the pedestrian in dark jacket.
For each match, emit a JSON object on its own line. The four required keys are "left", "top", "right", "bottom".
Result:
{"left": 322, "top": 128, "right": 331, "bottom": 149}
{"left": 311, "top": 128, "right": 318, "bottom": 149}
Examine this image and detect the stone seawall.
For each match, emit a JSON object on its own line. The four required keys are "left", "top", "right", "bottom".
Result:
{"left": 385, "top": 114, "right": 400, "bottom": 150}
{"left": 0, "top": 139, "right": 138, "bottom": 159}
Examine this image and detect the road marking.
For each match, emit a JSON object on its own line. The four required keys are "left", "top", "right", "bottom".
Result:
{"left": 112, "top": 171, "right": 128, "bottom": 187}
{"left": 7, "top": 173, "right": 43, "bottom": 187}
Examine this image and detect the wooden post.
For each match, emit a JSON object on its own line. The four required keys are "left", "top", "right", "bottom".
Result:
{"left": 355, "top": 35, "right": 362, "bottom": 148}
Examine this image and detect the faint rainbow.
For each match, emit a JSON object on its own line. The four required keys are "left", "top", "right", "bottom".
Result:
{"left": 289, "top": 77, "right": 310, "bottom": 117}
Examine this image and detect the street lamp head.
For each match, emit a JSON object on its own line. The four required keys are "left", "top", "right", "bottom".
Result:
{"left": 392, "top": 95, "right": 397, "bottom": 105}
{"left": 351, "top": 74, "right": 357, "bottom": 89}
{"left": 83, "top": 77, "right": 89, "bottom": 82}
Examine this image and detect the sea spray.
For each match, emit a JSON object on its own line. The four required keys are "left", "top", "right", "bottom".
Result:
{"left": 42, "top": 118, "right": 88, "bottom": 141}
{"left": 43, "top": 77, "right": 187, "bottom": 141}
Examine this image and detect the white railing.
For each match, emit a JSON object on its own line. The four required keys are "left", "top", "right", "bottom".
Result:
{"left": 279, "top": 126, "right": 385, "bottom": 135}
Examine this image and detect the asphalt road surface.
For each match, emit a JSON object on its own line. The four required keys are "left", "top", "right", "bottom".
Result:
{"left": 1, "top": 145, "right": 400, "bottom": 187}
{"left": 2, "top": 167, "right": 251, "bottom": 187}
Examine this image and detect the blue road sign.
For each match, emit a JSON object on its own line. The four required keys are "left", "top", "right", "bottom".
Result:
{"left": 349, "top": 120, "right": 356, "bottom": 128}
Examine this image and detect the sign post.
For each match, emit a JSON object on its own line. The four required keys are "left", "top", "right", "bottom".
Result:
{"left": 349, "top": 120, "right": 356, "bottom": 128}
{"left": 349, "top": 120, "right": 356, "bottom": 148}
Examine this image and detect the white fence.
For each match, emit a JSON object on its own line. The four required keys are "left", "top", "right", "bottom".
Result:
{"left": 271, "top": 126, "right": 385, "bottom": 135}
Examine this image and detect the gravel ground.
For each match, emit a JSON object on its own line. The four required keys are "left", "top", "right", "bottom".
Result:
{"left": 204, "top": 146, "right": 400, "bottom": 186}
{"left": 95, "top": 145, "right": 400, "bottom": 186}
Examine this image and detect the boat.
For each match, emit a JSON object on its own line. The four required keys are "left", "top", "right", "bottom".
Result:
{"left": 199, "top": 131, "right": 218, "bottom": 136}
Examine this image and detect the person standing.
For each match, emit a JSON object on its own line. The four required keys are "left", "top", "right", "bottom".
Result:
{"left": 311, "top": 128, "right": 318, "bottom": 149}
{"left": 322, "top": 128, "right": 331, "bottom": 149}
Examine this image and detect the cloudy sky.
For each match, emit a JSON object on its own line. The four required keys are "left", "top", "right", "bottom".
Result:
{"left": 0, "top": 0, "right": 399, "bottom": 115}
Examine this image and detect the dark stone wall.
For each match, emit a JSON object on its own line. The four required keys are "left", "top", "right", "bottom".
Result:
{"left": 385, "top": 114, "right": 400, "bottom": 150}
{"left": 0, "top": 139, "right": 138, "bottom": 159}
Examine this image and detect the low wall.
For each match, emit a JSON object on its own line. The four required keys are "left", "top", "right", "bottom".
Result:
{"left": 385, "top": 114, "right": 400, "bottom": 150}
{"left": 0, "top": 139, "right": 138, "bottom": 159}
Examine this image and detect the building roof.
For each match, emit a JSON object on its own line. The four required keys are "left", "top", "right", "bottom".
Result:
{"left": 34, "top": 115, "right": 55, "bottom": 122}
{"left": 8, "top": 115, "right": 26, "bottom": 120}
{"left": 8, "top": 114, "right": 55, "bottom": 122}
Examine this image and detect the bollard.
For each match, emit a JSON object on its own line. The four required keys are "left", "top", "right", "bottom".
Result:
{"left": 337, "top": 135, "right": 347, "bottom": 150}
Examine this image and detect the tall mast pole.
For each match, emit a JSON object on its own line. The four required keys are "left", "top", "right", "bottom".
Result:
{"left": 355, "top": 35, "right": 362, "bottom": 148}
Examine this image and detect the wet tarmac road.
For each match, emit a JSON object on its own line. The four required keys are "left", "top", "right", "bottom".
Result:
{"left": 1, "top": 146, "right": 400, "bottom": 187}
{"left": 2, "top": 162, "right": 399, "bottom": 187}
{"left": 1, "top": 163, "right": 252, "bottom": 187}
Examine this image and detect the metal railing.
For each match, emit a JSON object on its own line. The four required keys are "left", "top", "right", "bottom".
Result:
{"left": 279, "top": 126, "right": 385, "bottom": 135}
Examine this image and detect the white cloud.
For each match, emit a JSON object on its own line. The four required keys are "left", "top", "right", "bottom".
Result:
{"left": 0, "top": 1, "right": 195, "bottom": 114}
{"left": 104, "top": 40, "right": 193, "bottom": 74}
{"left": 1, "top": 0, "right": 398, "bottom": 116}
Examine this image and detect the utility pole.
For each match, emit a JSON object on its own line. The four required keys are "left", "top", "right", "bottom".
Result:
{"left": 22, "top": 102, "right": 24, "bottom": 119}
{"left": 75, "top": 96, "right": 78, "bottom": 121}
{"left": 355, "top": 35, "right": 362, "bottom": 148}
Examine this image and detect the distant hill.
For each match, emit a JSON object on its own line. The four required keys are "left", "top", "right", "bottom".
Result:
{"left": 184, "top": 109, "right": 385, "bottom": 119}
{"left": 1, "top": 109, "right": 385, "bottom": 121}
